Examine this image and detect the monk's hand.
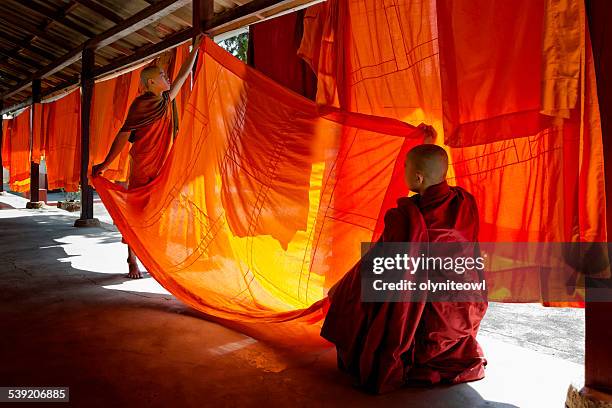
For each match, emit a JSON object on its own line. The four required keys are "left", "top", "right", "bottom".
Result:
{"left": 193, "top": 33, "right": 204, "bottom": 48}
{"left": 92, "top": 162, "right": 108, "bottom": 176}
{"left": 418, "top": 123, "right": 437, "bottom": 144}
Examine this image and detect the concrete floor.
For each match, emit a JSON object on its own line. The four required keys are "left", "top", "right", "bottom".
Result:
{"left": 0, "top": 193, "right": 584, "bottom": 407}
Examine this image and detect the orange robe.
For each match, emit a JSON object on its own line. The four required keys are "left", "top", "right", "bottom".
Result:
{"left": 120, "top": 91, "right": 175, "bottom": 189}
{"left": 321, "top": 181, "right": 487, "bottom": 393}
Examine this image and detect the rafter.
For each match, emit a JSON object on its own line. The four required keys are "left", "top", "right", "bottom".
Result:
{"left": 0, "top": 32, "right": 58, "bottom": 62}
{"left": 0, "top": 49, "right": 43, "bottom": 71}
{"left": 73, "top": 0, "right": 159, "bottom": 44}
{"left": 89, "top": 0, "right": 191, "bottom": 51}
{"left": 1, "top": 0, "right": 191, "bottom": 100}
{"left": 14, "top": 0, "right": 94, "bottom": 39}
{"left": 0, "top": 15, "right": 74, "bottom": 52}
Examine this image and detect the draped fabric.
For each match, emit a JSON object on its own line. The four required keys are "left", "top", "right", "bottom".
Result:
{"left": 93, "top": 38, "right": 425, "bottom": 322}
{"left": 298, "top": 0, "right": 442, "bottom": 129}
{"left": 437, "top": 0, "right": 582, "bottom": 147}
{"left": 249, "top": 10, "right": 317, "bottom": 99}
{"left": 167, "top": 42, "right": 192, "bottom": 126}
{"left": 299, "top": 0, "right": 606, "bottom": 304}
{"left": 44, "top": 90, "right": 81, "bottom": 192}
{"left": 438, "top": 0, "right": 606, "bottom": 304}
{"left": 7, "top": 109, "right": 31, "bottom": 193}
{"left": 2, "top": 118, "right": 11, "bottom": 169}
{"left": 31, "top": 103, "right": 45, "bottom": 164}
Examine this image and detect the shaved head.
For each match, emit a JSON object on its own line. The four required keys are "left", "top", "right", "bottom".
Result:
{"left": 140, "top": 65, "right": 170, "bottom": 92}
{"left": 404, "top": 144, "right": 448, "bottom": 193}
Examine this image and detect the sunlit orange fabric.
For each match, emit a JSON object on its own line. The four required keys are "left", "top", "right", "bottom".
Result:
{"left": 7, "top": 109, "right": 31, "bottom": 193}
{"left": 31, "top": 103, "right": 45, "bottom": 164}
{"left": 2, "top": 119, "right": 11, "bottom": 169}
{"left": 93, "top": 38, "right": 424, "bottom": 322}
{"left": 44, "top": 90, "right": 81, "bottom": 191}
{"left": 299, "top": 0, "right": 442, "bottom": 127}
{"left": 299, "top": 0, "right": 605, "bottom": 305}
{"left": 438, "top": 0, "right": 605, "bottom": 305}
{"left": 167, "top": 42, "right": 192, "bottom": 124}
{"left": 90, "top": 69, "right": 142, "bottom": 182}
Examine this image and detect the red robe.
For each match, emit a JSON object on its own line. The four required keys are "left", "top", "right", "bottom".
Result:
{"left": 321, "top": 181, "right": 487, "bottom": 393}
{"left": 116, "top": 91, "right": 175, "bottom": 244}
{"left": 121, "top": 90, "right": 175, "bottom": 189}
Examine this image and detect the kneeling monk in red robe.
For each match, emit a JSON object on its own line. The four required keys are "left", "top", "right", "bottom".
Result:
{"left": 321, "top": 144, "right": 487, "bottom": 393}
{"left": 92, "top": 35, "right": 202, "bottom": 278}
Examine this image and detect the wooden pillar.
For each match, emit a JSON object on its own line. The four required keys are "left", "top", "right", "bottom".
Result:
{"left": 74, "top": 48, "right": 100, "bottom": 228}
{"left": 567, "top": 0, "right": 612, "bottom": 405}
{"left": 0, "top": 99, "right": 4, "bottom": 194}
{"left": 193, "top": 0, "right": 214, "bottom": 35}
{"left": 26, "top": 79, "right": 43, "bottom": 209}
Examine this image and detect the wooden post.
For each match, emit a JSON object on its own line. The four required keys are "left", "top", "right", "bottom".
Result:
{"left": 566, "top": 1, "right": 612, "bottom": 406}
{"left": 26, "top": 79, "right": 43, "bottom": 209}
{"left": 74, "top": 48, "right": 100, "bottom": 227}
{"left": 193, "top": 0, "right": 214, "bottom": 34}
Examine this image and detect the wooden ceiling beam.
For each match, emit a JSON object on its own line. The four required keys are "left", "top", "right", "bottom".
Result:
{"left": 0, "top": 16, "right": 73, "bottom": 51}
{"left": 203, "top": 0, "right": 308, "bottom": 35}
{"left": 73, "top": 0, "right": 159, "bottom": 44}
{"left": 88, "top": 0, "right": 191, "bottom": 51}
{"left": 73, "top": 0, "right": 123, "bottom": 23}
{"left": 93, "top": 27, "right": 194, "bottom": 78}
{"left": 1, "top": 0, "right": 322, "bottom": 113}
{"left": 14, "top": 0, "right": 96, "bottom": 39}
{"left": 0, "top": 49, "right": 43, "bottom": 70}
{"left": 0, "top": 0, "right": 190, "bottom": 100}
{"left": 0, "top": 32, "right": 57, "bottom": 62}
{"left": 0, "top": 68, "right": 23, "bottom": 84}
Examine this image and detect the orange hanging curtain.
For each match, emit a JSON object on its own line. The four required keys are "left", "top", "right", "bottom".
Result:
{"left": 2, "top": 118, "right": 11, "bottom": 169}
{"left": 8, "top": 108, "right": 31, "bottom": 193}
{"left": 31, "top": 103, "right": 46, "bottom": 165}
{"left": 93, "top": 38, "right": 424, "bottom": 322}
{"left": 249, "top": 10, "right": 317, "bottom": 99}
{"left": 44, "top": 90, "right": 81, "bottom": 192}
{"left": 298, "top": 0, "right": 605, "bottom": 305}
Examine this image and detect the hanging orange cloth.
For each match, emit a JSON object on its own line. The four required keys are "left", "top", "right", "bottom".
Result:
{"left": 44, "top": 90, "right": 81, "bottom": 192}
{"left": 167, "top": 42, "right": 192, "bottom": 126}
{"left": 7, "top": 108, "right": 31, "bottom": 193}
{"left": 93, "top": 38, "right": 425, "bottom": 322}
{"left": 249, "top": 10, "right": 317, "bottom": 99}
{"left": 437, "top": 0, "right": 581, "bottom": 147}
{"left": 298, "top": 0, "right": 442, "bottom": 127}
{"left": 31, "top": 103, "right": 46, "bottom": 165}
{"left": 2, "top": 118, "right": 11, "bottom": 169}
{"left": 299, "top": 0, "right": 605, "bottom": 305}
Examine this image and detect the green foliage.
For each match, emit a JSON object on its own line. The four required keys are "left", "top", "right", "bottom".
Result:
{"left": 218, "top": 32, "right": 249, "bottom": 62}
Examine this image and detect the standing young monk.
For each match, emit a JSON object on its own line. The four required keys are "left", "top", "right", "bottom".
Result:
{"left": 321, "top": 143, "right": 487, "bottom": 393}
{"left": 92, "top": 35, "right": 202, "bottom": 279}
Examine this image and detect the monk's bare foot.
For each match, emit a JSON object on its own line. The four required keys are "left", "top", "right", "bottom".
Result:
{"left": 127, "top": 259, "right": 143, "bottom": 279}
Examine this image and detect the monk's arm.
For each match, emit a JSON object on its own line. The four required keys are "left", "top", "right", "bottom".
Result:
{"left": 92, "top": 131, "right": 131, "bottom": 175}
{"left": 169, "top": 35, "right": 203, "bottom": 101}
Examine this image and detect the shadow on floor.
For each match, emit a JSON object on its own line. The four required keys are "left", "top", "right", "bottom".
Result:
{"left": 0, "top": 208, "right": 518, "bottom": 407}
